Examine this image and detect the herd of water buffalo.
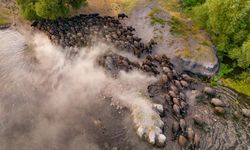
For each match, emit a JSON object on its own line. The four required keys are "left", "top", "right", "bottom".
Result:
{"left": 31, "top": 13, "right": 156, "bottom": 58}
{"left": 31, "top": 13, "right": 226, "bottom": 148}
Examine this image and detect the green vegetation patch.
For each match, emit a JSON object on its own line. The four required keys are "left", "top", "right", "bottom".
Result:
{"left": 200, "top": 41, "right": 211, "bottom": 47}
{"left": 0, "top": 15, "right": 8, "bottom": 25}
{"left": 16, "top": 0, "right": 87, "bottom": 20}
{"left": 178, "top": 48, "right": 192, "bottom": 58}
{"left": 0, "top": 8, "right": 10, "bottom": 25}
{"left": 158, "top": 0, "right": 183, "bottom": 12}
{"left": 186, "top": 0, "right": 250, "bottom": 70}
{"left": 183, "top": 0, "right": 250, "bottom": 96}
{"left": 210, "top": 64, "right": 250, "bottom": 96}
{"left": 168, "top": 16, "right": 188, "bottom": 36}
{"left": 148, "top": 7, "right": 166, "bottom": 26}
{"left": 210, "top": 63, "right": 233, "bottom": 86}
{"left": 121, "top": 0, "right": 138, "bottom": 14}
{"left": 222, "top": 72, "right": 250, "bottom": 96}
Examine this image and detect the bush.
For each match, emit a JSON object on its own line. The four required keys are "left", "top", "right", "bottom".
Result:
{"left": 187, "top": 0, "right": 250, "bottom": 70}
{"left": 190, "top": 3, "right": 208, "bottom": 28}
{"left": 207, "top": 0, "right": 250, "bottom": 69}
{"left": 229, "top": 37, "right": 250, "bottom": 69}
{"left": 16, "top": 0, "right": 87, "bottom": 20}
{"left": 222, "top": 71, "right": 250, "bottom": 96}
{"left": 187, "top": 0, "right": 250, "bottom": 95}
{"left": 210, "top": 63, "right": 233, "bottom": 85}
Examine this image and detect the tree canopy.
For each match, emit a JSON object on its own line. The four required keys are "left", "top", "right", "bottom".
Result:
{"left": 183, "top": 0, "right": 250, "bottom": 95}
{"left": 184, "top": 0, "right": 250, "bottom": 69}
{"left": 16, "top": 0, "right": 87, "bottom": 20}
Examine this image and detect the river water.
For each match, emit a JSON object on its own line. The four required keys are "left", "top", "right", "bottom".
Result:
{"left": 0, "top": 29, "right": 249, "bottom": 150}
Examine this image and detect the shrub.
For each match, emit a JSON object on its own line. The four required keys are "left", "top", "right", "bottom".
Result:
{"left": 229, "top": 37, "right": 250, "bottom": 69}
{"left": 188, "top": 0, "right": 250, "bottom": 70}
{"left": 190, "top": 3, "right": 208, "bottom": 28}
{"left": 16, "top": 0, "right": 87, "bottom": 20}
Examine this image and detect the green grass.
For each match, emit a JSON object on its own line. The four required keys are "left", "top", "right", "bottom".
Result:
{"left": 150, "top": 17, "right": 166, "bottom": 26}
{"left": 210, "top": 64, "right": 250, "bottom": 96}
{"left": 148, "top": 7, "right": 161, "bottom": 16}
{"left": 0, "top": 17, "right": 8, "bottom": 25}
{"left": 200, "top": 41, "right": 211, "bottom": 47}
{"left": 176, "top": 48, "right": 193, "bottom": 59}
{"left": 210, "top": 63, "right": 233, "bottom": 85}
{"left": 168, "top": 16, "right": 188, "bottom": 35}
{"left": 148, "top": 7, "right": 166, "bottom": 26}
{"left": 222, "top": 76, "right": 250, "bottom": 96}
{"left": 121, "top": 0, "right": 138, "bottom": 14}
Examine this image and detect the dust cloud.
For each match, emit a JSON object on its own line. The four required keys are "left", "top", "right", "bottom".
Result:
{"left": 0, "top": 30, "right": 158, "bottom": 150}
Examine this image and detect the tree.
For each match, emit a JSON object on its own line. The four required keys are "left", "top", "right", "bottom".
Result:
{"left": 229, "top": 37, "right": 250, "bottom": 69}
{"left": 16, "top": 0, "right": 87, "bottom": 20}
{"left": 189, "top": 0, "right": 250, "bottom": 69}
{"left": 17, "top": 0, "right": 39, "bottom": 20}
{"left": 35, "top": 0, "right": 69, "bottom": 20}
{"left": 206, "top": 0, "right": 250, "bottom": 68}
